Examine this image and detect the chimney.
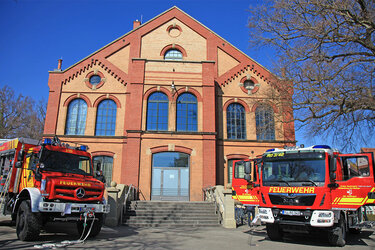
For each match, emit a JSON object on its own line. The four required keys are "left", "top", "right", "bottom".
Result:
{"left": 57, "top": 59, "right": 63, "bottom": 71}
{"left": 133, "top": 20, "right": 141, "bottom": 29}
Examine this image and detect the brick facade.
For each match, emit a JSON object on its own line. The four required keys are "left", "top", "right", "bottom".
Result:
{"left": 44, "top": 7, "right": 295, "bottom": 201}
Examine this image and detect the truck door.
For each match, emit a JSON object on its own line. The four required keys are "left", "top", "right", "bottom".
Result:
{"left": 232, "top": 159, "right": 260, "bottom": 205}
{"left": 331, "top": 153, "right": 375, "bottom": 209}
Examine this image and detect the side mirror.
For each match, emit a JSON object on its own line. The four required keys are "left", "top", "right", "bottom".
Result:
{"left": 244, "top": 174, "right": 252, "bottom": 182}
{"left": 15, "top": 161, "right": 23, "bottom": 168}
{"left": 329, "top": 156, "right": 337, "bottom": 181}
{"left": 17, "top": 150, "right": 25, "bottom": 162}
{"left": 244, "top": 161, "right": 252, "bottom": 174}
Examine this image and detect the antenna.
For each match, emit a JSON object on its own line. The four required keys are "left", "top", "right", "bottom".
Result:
{"left": 141, "top": 15, "right": 143, "bottom": 23}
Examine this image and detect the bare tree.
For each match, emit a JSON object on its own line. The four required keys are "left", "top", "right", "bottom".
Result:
{"left": 0, "top": 85, "right": 46, "bottom": 139}
{"left": 248, "top": 0, "right": 375, "bottom": 150}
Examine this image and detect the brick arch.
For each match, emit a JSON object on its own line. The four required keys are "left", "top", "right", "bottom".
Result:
{"left": 226, "top": 154, "right": 249, "bottom": 160}
{"left": 63, "top": 94, "right": 92, "bottom": 107}
{"left": 160, "top": 44, "right": 187, "bottom": 57}
{"left": 251, "top": 101, "right": 278, "bottom": 113}
{"left": 93, "top": 95, "right": 122, "bottom": 108}
{"left": 143, "top": 87, "right": 173, "bottom": 101}
{"left": 150, "top": 145, "right": 193, "bottom": 155}
{"left": 223, "top": 99, "right": 250, "bottom": 113}
{"left": 173, "top": 87, "right": 203, "bottom": 102}
{"left": 91, "top": 151, "right": 115, "bottom": 157}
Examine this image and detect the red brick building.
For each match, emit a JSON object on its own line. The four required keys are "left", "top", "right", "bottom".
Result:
{"left": 44, "top": 7, "right": 295, "bottom": 201}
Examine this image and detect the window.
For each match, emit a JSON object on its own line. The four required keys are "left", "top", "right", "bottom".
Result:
{"left": 342, "top": 156, "right": 370, "bottom": 179}
{"left": 243, "top": 80, "right": 255, "bottom": 90}
{"left": 227, "top": 103, "right": 246, "bottom": 139}
{"left": 147, "top": 92, "right": 169, "bottom": 131}
{"left": 228, "top": 159, "right": 242, "bottom": 184}
{"left": 95, "top": 99, "right": 117, "bottom": 136}
{"left": 164, "top": 49, "right": 183, "bottom": 60}
{"left": 93, "top": 155, "right": 113, "bottom": 187}
{"left": 255, "top": 104, "right": 275, "bottom": 140}
{"left": 176, "top": 93, "right": 197, "bottom": 132}
{"left": 65, "top": 99, "right": 87, "bottom": 135}
{"left": 89, "top": 75, "right": 101, "bottom": 85}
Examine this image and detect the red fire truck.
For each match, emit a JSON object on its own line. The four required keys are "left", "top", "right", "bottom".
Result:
{"left": 0, "top": 137, "right": 109, "bottom": 241}
{"left": 249, "top": 145, "right": 375, "bottom": 246}
{"left": 232, "top": 159, "right": 260, "bottom": 206}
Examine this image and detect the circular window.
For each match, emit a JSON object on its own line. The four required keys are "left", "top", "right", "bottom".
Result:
{"left": 243, "top": 80, "right": 255, "bottom": 90}
{"left": 89, "top": 75, "right": 101, "bottom": 85}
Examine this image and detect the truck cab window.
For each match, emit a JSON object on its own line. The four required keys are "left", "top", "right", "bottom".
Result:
{"left": 343, "top": 156, "right": 370, "bottom": 179}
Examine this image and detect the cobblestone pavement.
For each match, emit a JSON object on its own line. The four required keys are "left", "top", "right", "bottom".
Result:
{"left": 0, "top": 216, "right": 374, "bottom": 249}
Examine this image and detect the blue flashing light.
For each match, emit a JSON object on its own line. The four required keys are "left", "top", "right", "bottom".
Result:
{"left": 312, "top": 145, "right": 331, "bottom": 149}
{"left": 266, "top": 148, "right": 275, "bottom": 152}
{"left": 43, "top": 138, "right": 52, "bottom": 145}
{"left": 79, "top": 145, "right": 88, "bottom": 151}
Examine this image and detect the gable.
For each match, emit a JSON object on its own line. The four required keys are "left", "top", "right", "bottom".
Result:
{"left": 106, "top": 45, "right": 131, "bottom": 74}
{"left": 141, "top": 18, "right": 207, "bottom": 61}
{"left": 217, "top": 47, "right": 240, "bottom": 77}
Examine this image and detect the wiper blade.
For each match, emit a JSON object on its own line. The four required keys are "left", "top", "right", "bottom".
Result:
{"left": 300, "top": 180, "right": 318, "bottom": 187}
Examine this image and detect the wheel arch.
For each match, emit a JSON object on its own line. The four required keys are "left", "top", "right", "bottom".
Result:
{"left": 14, "top": 188, "right": 42, "bottom": 214}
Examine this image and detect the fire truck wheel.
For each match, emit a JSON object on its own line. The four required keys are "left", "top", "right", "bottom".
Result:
{"left": 266, "top": 223, "right": 283, "bottom": 241}
{"left": 77, "top": 214, "right": 103, "bottom": 237}
{"left": 328, "top": 217, "right": 346, "bottom": 247}
{"left": 16, "top": 200, "right": 41, "bottom": 241}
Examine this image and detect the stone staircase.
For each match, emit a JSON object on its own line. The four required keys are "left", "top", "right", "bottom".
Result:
{"left": 123, "top": 201, "right": 220, "bottom": 227}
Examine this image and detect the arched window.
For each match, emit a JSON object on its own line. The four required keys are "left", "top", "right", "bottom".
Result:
{"left": 93, "top": 155, "right": 113, "bottom": 187}
{"left": 95, "top": 99, "right": 117, "bottom": 136}
{"left": 65, "top": 99, "right": 87, "bottom": 135}
{"left": 227, "top": 103, "right": 246, "bottom": 139}
{"left": 255, "top": 104, "right": 275, "bottom": 140}
{"left": 164, "top": 49, "right": 183, "bottom": 60}
{"left": 147, "top": 92, "right": 169, "bottom": 131}
{"left": 176, "top": 93, "right": 197, "bottom": 132}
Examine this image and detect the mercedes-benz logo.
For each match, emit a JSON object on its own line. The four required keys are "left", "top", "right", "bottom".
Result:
{"left": 75, "top": 187, "right": 85, "bottom": 198}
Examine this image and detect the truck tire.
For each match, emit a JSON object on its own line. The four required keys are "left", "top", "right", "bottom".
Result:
{"left": 77, "top": 213, "right": 103, "bottom": 238}
{"left": 16, "top": 200, "right": 41, "bottom": 241}
{"left": 266, "top": 223, "right": 283, "bottom": 241}
{"left": 328, "top": 217, "right": 346, "bottom": 247}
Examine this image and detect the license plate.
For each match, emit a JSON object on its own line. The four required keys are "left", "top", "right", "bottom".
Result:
{"left": 79, "top": 206, "right": 95, "bottom": 212}
{"left": 281, "top": 210, "right": 301, "bottom": 216}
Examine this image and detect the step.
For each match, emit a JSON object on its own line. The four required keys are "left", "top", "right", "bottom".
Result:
{"left": 123, "top": 220, "right": 220, "bottom": 227}
{"left": 124, "top": 215, "right": 219, "bottom": 221}
{"left": 124, "top": 211, "right": 217, "bottom": 217}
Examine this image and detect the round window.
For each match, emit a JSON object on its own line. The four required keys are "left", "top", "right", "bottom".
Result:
{"left": 89, "top": 75, "right": 101, "bottom": 85}
{"left": 243, "top": 80, "right": 255, "bottom": 90}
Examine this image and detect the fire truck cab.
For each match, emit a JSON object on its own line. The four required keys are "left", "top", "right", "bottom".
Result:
{"left": 0, "top": 137, "right": 109, "bottom": 241}
{"left": 251, "top": 145, "right": 375, "bottom": 246}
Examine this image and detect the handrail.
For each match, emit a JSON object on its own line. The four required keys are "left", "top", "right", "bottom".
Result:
{"left": 203, "top": 186, "right": 223, "bottom": 223}
{"left": 121, "top": 184, "right": 135, "bottom": 222}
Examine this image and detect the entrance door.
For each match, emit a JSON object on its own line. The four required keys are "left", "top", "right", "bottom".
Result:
{"left": 151, "top": 152, "right": 189, "bottom": 201}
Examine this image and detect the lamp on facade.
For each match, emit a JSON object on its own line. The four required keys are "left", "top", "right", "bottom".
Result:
{"left": 171, "top": 81, "right": 176, "bottom": 96}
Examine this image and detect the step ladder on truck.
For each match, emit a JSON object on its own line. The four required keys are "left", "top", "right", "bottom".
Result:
{"left": 0, "top": 137, "right": 110, "bottom": 241}
{"left": 242, "top": 145, "right": 375, "bottom": 247}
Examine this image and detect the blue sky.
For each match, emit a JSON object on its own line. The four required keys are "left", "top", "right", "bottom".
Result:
{"left": 0, "top": 0, "right": 372, "bottom": 151}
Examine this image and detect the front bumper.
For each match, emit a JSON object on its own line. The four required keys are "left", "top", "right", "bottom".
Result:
{"left": 38, "top": 201, "right": 110, "bottom": 214}
{"left": 258, "top": 208, "right": 334, "bottom": 227}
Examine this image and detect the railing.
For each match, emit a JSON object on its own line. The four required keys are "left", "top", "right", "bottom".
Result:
{"left": 121, "top": 184, "right": 136, "bottom": 222}
{"left": 203, "top": 186, "right": 223, "bottom": 223}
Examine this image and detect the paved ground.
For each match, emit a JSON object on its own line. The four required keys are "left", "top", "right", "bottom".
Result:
{"left": 1, "top": 216, "right": 374, "bottom": 249}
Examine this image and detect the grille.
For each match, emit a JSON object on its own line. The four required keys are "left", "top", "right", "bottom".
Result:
{"left": 269, "top": 194, "right": 316, "bottom": 206}
{"left": 54, "top": 186, "right": 102, "bottom": 200}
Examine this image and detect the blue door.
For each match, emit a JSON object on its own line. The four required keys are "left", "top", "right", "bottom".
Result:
{"left": 151, "top": 152, "right": 190, "bottom": 201}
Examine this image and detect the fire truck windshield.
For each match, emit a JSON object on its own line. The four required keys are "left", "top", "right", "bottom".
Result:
{"left": 262, "top": 158, "right": 326, "bottom": 186}
{"left": 39, "top": 149, "right": 93, "bottom": 176}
